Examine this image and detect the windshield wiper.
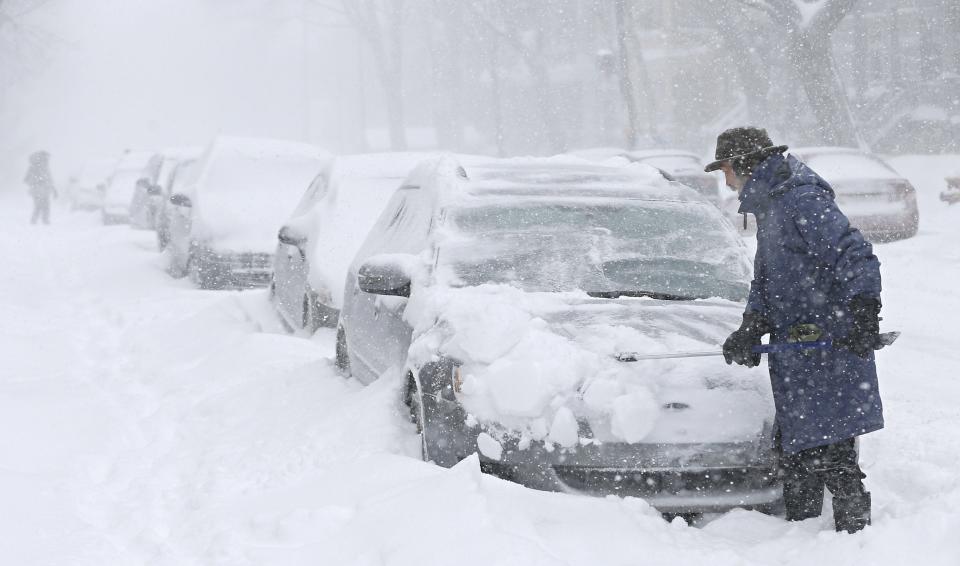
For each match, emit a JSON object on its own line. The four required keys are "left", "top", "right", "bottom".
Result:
{"left": 586, "top": 290, "right": 696, "bottom": 300}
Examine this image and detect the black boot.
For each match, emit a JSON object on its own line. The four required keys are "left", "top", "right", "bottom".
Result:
{"left": 833, "top": 492, "right": 871, "bottom": 533}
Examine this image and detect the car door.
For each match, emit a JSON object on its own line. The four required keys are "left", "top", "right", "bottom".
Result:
{"left": 272, "top": 239, "right": 309, "bottom": 328}
{"left": 343, "top": 186, "right": 427, "bottom": 384}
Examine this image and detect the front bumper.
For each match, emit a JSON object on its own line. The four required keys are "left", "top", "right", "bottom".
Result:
{"left": 425, "top": 388, "right": 780, "bottom": 513}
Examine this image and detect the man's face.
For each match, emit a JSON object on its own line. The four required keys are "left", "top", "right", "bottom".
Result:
{"left": 720, "top": 163, "right": 746, "bottom": 193}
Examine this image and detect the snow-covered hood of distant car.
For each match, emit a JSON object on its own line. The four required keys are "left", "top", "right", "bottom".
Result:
{"left": 405, "top": 284, "right": 773, "bottom": 451}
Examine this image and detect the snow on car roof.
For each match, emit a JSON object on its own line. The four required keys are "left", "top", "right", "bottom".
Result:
{"left": 623, "top": 149, "right": 701, "bottom": 160}
{"left": 417, "top": 155, "right": 705, "bottom": 206}
{"left": 191, "top": 135, "right": 332, "bottom": 253}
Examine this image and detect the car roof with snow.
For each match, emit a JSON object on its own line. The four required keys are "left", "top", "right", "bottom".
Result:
{"left": 409, "top": 155, "right": 708, "bottom": 207}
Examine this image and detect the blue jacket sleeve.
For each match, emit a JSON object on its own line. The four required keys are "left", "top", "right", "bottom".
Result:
{"left": 746, "top": 247, "right": 767, "bottom": 318}
{"left": 786, "top": 187, "right": 882, "bottom": 303}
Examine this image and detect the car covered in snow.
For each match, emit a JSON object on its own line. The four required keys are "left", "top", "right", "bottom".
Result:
{"left": 129, "top": 147, "right": 203, "bottom": 231}
{"left": 337, "top": 156, "right": 780, "bottom": 514}
{"left": 164, "top": 136, "right": 331, "bottom": 289}
{"left": 155, "top": 158, "right": 199, "bottom": 251}
{"left": 271, "top": 152, "right": 435, "bottom": 332}
{"left": 101, "top": 150, "right": 155, "bottom": 224}
{"left": 67, "top": 157, "right": 116, "bottom": 211}
{"left": 790, "top": 147, "right": 919, "bottom": 241}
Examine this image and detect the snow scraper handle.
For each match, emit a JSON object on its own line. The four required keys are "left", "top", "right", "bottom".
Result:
{"left": 752, "top": 331, "right": 900, "bottom": 354}
{"left": 615, "top": 332, "right": 899, "bottom": 362}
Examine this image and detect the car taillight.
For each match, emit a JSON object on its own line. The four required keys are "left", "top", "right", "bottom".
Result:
{"left": 891, "top": 182, "right": 914, "bottom": 202}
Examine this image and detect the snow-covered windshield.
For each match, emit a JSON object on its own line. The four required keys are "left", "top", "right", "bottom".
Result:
{"left": 438, "top": 198, "right": 749, "bottom": 301}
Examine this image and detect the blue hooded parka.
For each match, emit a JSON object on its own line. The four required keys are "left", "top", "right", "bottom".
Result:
{"left": 739, "top": 153, "right": 884, "bottom": 454}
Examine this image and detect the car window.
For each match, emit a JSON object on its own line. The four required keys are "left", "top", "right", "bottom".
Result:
{"left": 437, "top": 198, "right": 750, "bottom": 301}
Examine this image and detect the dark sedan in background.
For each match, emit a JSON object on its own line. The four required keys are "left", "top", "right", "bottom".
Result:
{"left": 791, "top": 147, "right": 919, "bottom": 241}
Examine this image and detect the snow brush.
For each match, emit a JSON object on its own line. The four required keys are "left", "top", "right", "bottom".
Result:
{"left": 615, "top": 331, "right": 900, "bottom": 362}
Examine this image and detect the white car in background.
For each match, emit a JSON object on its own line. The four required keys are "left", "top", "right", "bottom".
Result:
{"left": 164, "top": 136, "right": 331, "bottom": 289}
{"left": 68, "top": 157, "right": 117, "bottom": 211}
{"left": 271, "top": 152, "right": 435, "bottom": 332}
{"left": 129, "top": 147, "right": 203, "bottom": 230}
{"left": 155, "top": 158, "right": 199, "bottom": 251}
{"left": 791, "top": 147, "right": 919, "bottom": 241}
{"left": 101, "top": 151, "right": 155, "bottom": 224}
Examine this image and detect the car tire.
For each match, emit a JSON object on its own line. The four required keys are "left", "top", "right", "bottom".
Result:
{"left": 335, "top": 326, "right": 350, "bottom": 375}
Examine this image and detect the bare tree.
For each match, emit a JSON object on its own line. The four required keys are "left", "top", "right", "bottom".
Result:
{"left": 463, "top": 1, "right": 568, "bottom": 153}
{"left": 340, "top": 0, "right": 408, "bottom": 150}
{"left": 743, "top": 0, "right": 861, "bottom": 146}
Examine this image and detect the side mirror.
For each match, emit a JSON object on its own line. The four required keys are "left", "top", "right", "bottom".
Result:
{"left": 169, "top": 193, "right": 192, "bottom": 207}
{"left": 278, "top": 225, "right": 306, "bottom": 247}
{"left": 357, "top": 254, "right": 416, "bottom": 297}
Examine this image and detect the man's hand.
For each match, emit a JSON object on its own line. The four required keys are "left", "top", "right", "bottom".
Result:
{"left": 723, "top": 312, "right": 769, "bottom": 367}
{"left": 841, "top": 295, "right": 881, "bottom": 358}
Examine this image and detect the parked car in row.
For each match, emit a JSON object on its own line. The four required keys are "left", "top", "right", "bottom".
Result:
{"left": 790, "top": 147, "right": 919, "bottom": 241}
{"left": 164, "top": 135, "right": 330, "bottom": 289}
{"left": 67, "top": 157, "right": 117, "bottom": 211}
{"left": 101, "top": 150, "right": 154, "bottom": 224}
{"left": 129, "top": 147, "right": 203, "bottom": 230}
{"left": 271, "top": 152, "right": 435, "bottom": 332}
{"left": 155, "top": 158, "right": 199, "bottom": 251}
{"left": 337, "top": 156, "right": 779, "bottom": 514}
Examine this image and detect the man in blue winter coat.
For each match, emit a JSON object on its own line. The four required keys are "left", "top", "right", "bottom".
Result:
{"left": 705, "top": 127, "right": 884, "bottom": 533}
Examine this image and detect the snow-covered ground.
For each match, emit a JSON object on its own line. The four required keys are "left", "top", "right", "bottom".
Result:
{"left": 1, "top": 155, "right": 958, "bottom": 565}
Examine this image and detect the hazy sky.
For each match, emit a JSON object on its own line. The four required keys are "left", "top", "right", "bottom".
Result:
{"left": 1, "top": 0, "right": 356, "bottom": 187}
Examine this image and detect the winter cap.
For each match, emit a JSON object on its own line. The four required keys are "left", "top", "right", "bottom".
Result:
{"left": 704, "top": 127, "right": 787, "bottom": 172}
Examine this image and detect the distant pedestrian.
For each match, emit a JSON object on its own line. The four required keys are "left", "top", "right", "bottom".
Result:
{"left": 707, "top": 127, "right": 884, "bottom": 534}
{"left": 24, "top": 150, "right": 57, "bottom": 224}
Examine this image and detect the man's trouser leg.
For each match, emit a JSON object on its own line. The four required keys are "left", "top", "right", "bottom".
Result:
{"left": 779, "top": 439, "right": 825, "bottom": 521}
{"left": 781, "top": 438, "right": 870, "bottom": 532}
{"left": 40, "top": 197, "right": 50, "bottom": 224}
{"left": 31, "top": 197, "right": 41, "bottom": 224}
{"left": 815, "top": 439, "right": 871, "bottom": 533}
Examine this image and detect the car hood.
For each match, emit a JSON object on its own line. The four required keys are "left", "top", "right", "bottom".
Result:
{"left": 405, "top": 285, "right": 774, "bottom": 451}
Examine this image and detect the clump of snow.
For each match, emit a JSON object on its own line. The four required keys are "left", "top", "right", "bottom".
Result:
{"left": 476, "top": 432, "right": 503, "bottom": 460}
{"left": 406, "top": 283, "right": 772, "bottom": 449}
{"left": 611, "top": 390, "right": 660, "bottom": 443}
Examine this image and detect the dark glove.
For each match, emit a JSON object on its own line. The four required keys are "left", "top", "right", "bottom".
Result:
{"left": 723, "top": 312, "right": 769, "bottom": 367}
{"left": 841, "top": 295, "right": 881, "bottom": 358}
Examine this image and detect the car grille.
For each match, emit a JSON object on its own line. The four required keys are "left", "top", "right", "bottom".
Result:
{"left": 552, "top": 466, "right": 778, "bottom": 497}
